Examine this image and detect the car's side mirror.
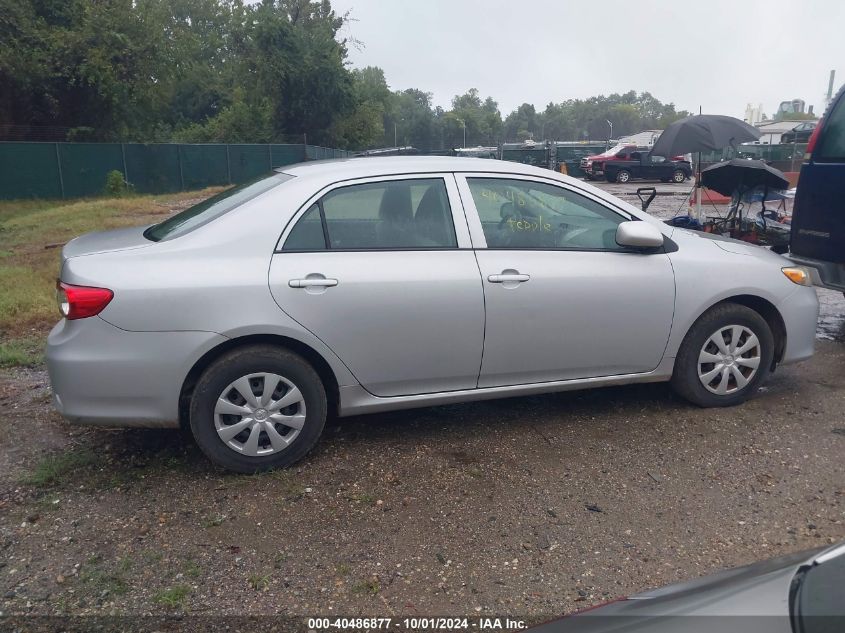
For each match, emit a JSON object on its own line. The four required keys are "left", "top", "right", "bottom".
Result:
{"left": 616, "top": 221, "right": 664, "bottom": 250}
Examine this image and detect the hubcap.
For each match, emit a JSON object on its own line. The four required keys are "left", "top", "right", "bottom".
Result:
{"left": 214, "top": 372, "right": 306, "bottom": 456}
{"left": 697, "top": 325, "right": 761, "bottom": 395}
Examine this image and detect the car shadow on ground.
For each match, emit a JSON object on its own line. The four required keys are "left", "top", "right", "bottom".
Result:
{"left": 51, "top": 366, "right": 804, "bottom": 481}
{"left": 88, "top": 380, "right": 686, "bottom": 473}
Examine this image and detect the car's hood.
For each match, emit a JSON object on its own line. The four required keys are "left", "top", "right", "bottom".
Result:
{"left": 625, "top": 547, "right": 818, "bottom": 607}
{"left": 532, "top": 547, "right": 830, "bottom": 633}
{"left": 62, "top": 225, "right": 154, "bottom": 261}
{"left": 674, "top": 227, "right": 790, "bottom": 263}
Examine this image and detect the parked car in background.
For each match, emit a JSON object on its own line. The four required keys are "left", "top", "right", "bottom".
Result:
{"left": 781, "top": 120, "right": 818, "bottom": 144}
{"left": 534, "top": 541, "right": 845, "bottom": 632}
{"left": 580, "top": 143, "right": 642, "bottom": 180}
{"left": 789, "top": 84, "right": 845, "bottom": 292}
{"left": 603, "top": 151, "right": 692, "bottom": 183}
{"left": 47, "top": 157, "right": 818, "bottom": 472}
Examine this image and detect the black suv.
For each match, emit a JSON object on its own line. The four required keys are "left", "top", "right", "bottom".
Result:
{"left": 789, "top": 84, "right": 845, "bottom": 291}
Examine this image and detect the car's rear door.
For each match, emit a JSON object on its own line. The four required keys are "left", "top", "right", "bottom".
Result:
{"left": 456, "top": 173, "right": 676, "bottom": 388}
{"left": 791, "top": 87, "right": 845, "bottom": 264}
{"left": 269, "top": 174, "right": 484, "bottom": 397}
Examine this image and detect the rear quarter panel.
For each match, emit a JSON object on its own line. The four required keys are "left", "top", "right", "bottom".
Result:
{"left": 60, "top": 173, "right": 359, "bottom": 388}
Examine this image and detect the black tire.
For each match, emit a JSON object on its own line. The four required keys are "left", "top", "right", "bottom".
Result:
{"left": 672, "top": 169, "right": 686, "bottom": 183}
{"left": 615, "top": 170, "right": 631, "bottom": 183}
{"left": 671, "top": 303, "right": 774, "bottom": 408}
{"left": 190, "top": 345, "right": 326, "bottom": 473}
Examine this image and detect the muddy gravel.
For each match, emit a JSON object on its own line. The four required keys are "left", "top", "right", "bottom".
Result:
{"left": 0, "top": 178, "right": 843, "bottom": 623}
{"left": 1, "top": 341, "right": 843, "bottom": 620}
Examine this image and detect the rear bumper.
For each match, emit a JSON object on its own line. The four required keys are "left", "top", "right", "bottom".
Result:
{"left": 787, "top": 254, "right": 845, "bottom": 292}
{"left": 777, "top": 286, "right": 820, "bottom": 365}
{"left": 46, "top": 317, "right": 226, "bottom": 427}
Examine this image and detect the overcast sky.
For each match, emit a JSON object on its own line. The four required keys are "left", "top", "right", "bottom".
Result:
{"left": 328, "top": 0, "right": 844, "bottom": 119}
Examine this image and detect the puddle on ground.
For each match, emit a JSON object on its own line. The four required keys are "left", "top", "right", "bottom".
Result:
{"left": 817, "top": 288, "right": 845, "bottom": 341}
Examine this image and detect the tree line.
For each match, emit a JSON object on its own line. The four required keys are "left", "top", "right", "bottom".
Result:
{"left": 1, "top": 0, "right": 690, "bottom": 150}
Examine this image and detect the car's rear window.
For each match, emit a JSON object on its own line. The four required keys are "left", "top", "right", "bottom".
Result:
{"left": 144, "top": 173, "right": 292, "bottom": 242}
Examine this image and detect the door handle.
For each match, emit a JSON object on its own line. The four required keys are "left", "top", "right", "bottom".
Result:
{"left": 488, "top": 273, "right": 530, "bottom": 283}
{"left": 289, "top": 278, "right": 338, "bottom": 288}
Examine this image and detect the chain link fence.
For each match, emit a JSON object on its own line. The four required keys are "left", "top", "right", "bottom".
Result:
{"left": 0, "top": 142, "right": 352, "bottom": 200}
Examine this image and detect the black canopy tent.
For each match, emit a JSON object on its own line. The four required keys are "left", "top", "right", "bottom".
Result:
{"left": 651, "top": 115, "right": 762, "bottom": 221}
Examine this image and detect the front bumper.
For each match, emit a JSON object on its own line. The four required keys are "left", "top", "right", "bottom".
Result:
{"left": 777, "top": 286, "right": 820, "bottom": 365}
{"left": 46, "top": 316, "right": 226, "bottom": 427}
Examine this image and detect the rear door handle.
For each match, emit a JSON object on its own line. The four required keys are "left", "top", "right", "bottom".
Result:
{"left": 289, "top": 278, "right": 338, "bottom": 288}
{"left": 488, "top": 273, "right": 530, "bottom": 283}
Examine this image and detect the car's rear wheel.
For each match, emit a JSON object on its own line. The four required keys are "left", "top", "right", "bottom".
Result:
{"left": 671, "top": 303, "right": 774, "bottom": 407}
{"left": 615, "top": 170, "right": 631, "bottom": 183}
{"left": 672, "top": 169, "right": 686, "bottom": 183}
{"left": 190, "top": 345, "right": 326, "bottom": 473}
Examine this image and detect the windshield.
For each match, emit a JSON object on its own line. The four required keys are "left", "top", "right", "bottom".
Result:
{"left": 144, "top": 173, "right": 292, "bottom": 242}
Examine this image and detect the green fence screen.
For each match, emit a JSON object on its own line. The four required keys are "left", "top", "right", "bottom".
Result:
{"left": 0, "top": 142, "right": 352, "bottom": 200}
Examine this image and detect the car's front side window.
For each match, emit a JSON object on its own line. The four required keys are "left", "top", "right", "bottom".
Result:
{"left": 466, "top": 178, "right": 626, "bottom": 250}
{"left": 282, "top": 178, "right": 457, "bottom": 251}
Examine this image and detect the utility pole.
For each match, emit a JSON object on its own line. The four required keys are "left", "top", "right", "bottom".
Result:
{"left": 606, "top": 119, "right": 613, "bottom": 141}
{"left": 456, "top": 118, "right": 466, "bottom": 148}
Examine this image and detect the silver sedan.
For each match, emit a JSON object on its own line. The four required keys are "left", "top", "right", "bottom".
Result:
{"left": 46, "top": 157, "right": 819, "bottom": 472}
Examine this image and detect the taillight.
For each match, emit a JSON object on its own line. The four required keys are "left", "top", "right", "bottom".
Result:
{"left": 56, "top": 282, "right": 113, "bottom": 320}
{"left": 804, "top": 119, "right": 824, "bottom": 159}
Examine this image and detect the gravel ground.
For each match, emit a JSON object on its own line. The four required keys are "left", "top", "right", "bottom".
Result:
{"left": 1, "top": 179, "right": 843, "bottom": 622}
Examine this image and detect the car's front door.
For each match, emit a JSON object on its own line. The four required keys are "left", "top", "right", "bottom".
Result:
{"left": 269, "top": 175, "right": 484, "bottom": 397}
{"left": 457, "top": 174, "right": 676, "bottom": 388}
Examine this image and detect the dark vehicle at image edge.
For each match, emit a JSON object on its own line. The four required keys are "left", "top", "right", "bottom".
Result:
{"left": 789, "top": 83, "right": 845, "bottom": 290}
{"left": 603, "top": 151, "right": 692, "bottom": 184}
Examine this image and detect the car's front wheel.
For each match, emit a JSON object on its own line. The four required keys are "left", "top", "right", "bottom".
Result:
{"left": 190, "top": 345, "right": 326, "bottom": 473}
{"left": 671, "top": 303, "right": 774, "bottom": 407}
{"left": 615, "top": 170, "right": 631, "bottom": 183}
{"left": 672, "top": 169, "right": 687, "bottom": 183}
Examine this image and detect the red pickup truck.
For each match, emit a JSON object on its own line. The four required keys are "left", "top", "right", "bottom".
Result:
{"left": 580, "top": 144, "right": 642, "bottom": 180}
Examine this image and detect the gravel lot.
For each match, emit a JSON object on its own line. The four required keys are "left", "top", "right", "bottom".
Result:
{"left": 1, "top": 178, "right": 843, "bottom": 622}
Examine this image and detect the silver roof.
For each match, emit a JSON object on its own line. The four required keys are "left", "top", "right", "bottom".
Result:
{"left": 279, "top": 155, "right": 551, "bottom": 179}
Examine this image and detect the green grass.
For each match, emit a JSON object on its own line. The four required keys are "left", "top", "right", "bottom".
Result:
{"left": 183, "top": 559, "right": 202, "bottom": 579}
{"left": 0, "top": 336, "right": 43, "bottom": 368}
{"left": 153, "top": 585, "right": 190, "bottom": 608}
{"left": 79, "top": 555, "right": 131, "bottom": 597}
{"left": 248, "top": 573, "right": 272, "bottom": 591}
{"left": 0, "top": 188, "right": 222, "bottom": 344}
{"left": 351, "top": 578, "right": 380, "bottom": 596}
{"left": 202, "top": 514, "right": 226, "bottom": 528}
{"left": 21, "top": 449, "right": 99, "bottom": 487}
